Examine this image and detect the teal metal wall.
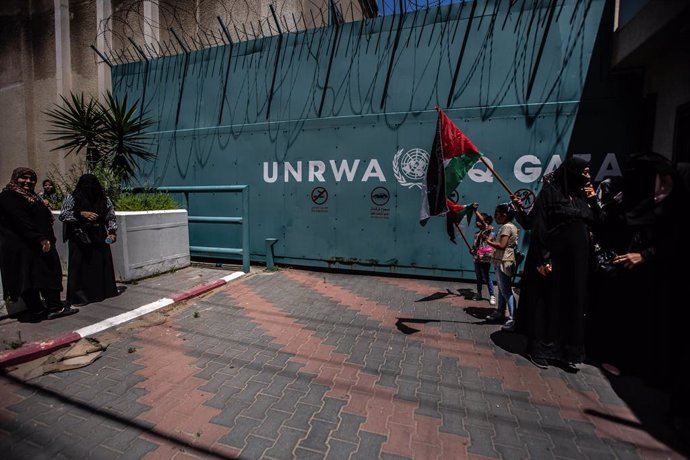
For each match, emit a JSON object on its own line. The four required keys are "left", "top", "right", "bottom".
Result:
{"left": 113, "top": 0, "right": 609, "bottom": 279}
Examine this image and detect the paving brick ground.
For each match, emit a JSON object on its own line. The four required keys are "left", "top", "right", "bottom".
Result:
{"left": 1, "top": 267, "right": 687, "bottom": 459}
{"left": 0, "top": 265, "right": 240, "bottom": 352}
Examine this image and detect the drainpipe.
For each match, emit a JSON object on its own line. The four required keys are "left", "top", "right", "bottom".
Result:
{"left": 54, "top": 0, "right": 72, "bottom": 174}
{"left": 96, "top": 0, "right": 112, "bottom": 101}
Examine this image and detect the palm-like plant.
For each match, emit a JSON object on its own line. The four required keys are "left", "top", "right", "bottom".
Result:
{"left": 98, "top": 92, "right": 155, "bottom": 179}
{"left": 45, "top": 93, "right": 103, "bottom": 168}
{"left": 45, "top": 91, "right": 154, "bottom": 182}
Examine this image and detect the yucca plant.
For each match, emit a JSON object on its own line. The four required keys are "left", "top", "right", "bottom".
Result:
{"left": 98, "top": 91, "right": 155, "bottom": 180}
{"left": 45, "top": 93, "right": 103, "bottom": 169}
{"left": 45, "top": 91, "right": 154, "bottom": 182}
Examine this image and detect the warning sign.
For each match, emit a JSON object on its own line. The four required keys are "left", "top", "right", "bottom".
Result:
{"left": 370, "top": 187, "right": 391, "bottom": 219}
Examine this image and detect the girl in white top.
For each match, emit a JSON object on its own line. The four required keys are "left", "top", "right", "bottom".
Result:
{"left": 486, "top": 203, "right": 519, "bottom": 331}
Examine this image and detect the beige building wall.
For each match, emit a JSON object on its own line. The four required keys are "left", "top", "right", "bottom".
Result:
{"left": 0, "top": 0, "right": 373, "bottom": 184}
{"left": 0, "top": 0, "right": 61, "bottom": 184}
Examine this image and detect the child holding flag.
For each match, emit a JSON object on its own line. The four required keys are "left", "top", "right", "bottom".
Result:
{"left": 471, "top": 213, "right": 496, "bottom": 305}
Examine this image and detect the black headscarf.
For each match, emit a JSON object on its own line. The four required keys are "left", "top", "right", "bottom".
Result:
{"left": 550, "top": 156, "right": 590, "bottom": 198}
{"left": 3, "top": 167, "right": 41, "bottom": 204}
{"left": 622, "top": 152, "right": 679, "bottom": 225}
{"left": 539, "top": 156, "right": 593, "bottom": 224}
{"left": 72, "top": 174, "right": 108, "bottom": 217}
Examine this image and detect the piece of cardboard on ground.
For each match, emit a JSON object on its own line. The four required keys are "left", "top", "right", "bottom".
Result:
{"left": 5, "top": 338, "right": 107, "bottom": 380}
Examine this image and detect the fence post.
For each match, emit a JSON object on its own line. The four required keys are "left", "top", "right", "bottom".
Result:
{"left": 242, "top": 186, "right": 250, "bottom": 273}
{"left": 265, "top": 238, "right": 278, "bottom": 270}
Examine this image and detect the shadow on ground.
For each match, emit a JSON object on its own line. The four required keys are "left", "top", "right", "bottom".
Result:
{"left": 463, "top": 306, "right": 499, "bottom": 323}
{"left": 394, "top": 317, "right": 476, "bottom": 335}
{"left": 599, "top": 373, "right": 690, "bottom": 458}
{"left": 414, "top": 288, "right": 478, "bottom": 303}
{"left": 490, "top": 329, "right": 690, "bottom": 457}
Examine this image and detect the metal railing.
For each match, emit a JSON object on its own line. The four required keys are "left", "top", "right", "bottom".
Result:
{"left": 157, "top": 185, "right": 250, "bottom": 273}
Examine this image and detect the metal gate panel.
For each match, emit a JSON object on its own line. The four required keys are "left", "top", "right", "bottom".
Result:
{"left": 113, "top": 0, "right": 608, "bottom": 279}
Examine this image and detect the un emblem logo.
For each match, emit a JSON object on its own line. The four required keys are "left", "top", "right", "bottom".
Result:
{"left": 393, "top": 148, "right": 429, "bottom": 189}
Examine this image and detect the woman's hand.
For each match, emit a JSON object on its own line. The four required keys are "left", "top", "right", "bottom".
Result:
{"left": 582, "top": 167, "right": 596, "bottom": 199}
{"left": 80, "top": 211, "right": 98, "bottom": 221}
{"left": 106, "top": 233, "right": 117, "bottom": 243}
{"left": 536, "top": 263, "right": 552, "bottom": 276}
{"left": 612, "top": 253, "right": 644, "bottom": 269}
{"left": 40, "top": 239, "right": 51, "bottom": 253}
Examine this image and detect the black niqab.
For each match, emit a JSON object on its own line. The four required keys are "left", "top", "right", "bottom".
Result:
{"left": 72, "top": 174, "right": 108, "bottom": 218}
{"left": 551, "top": 157, "right": 589, "bottom": 198}
{"left": 622, "top": 152, "right": 677, "bottom": 225}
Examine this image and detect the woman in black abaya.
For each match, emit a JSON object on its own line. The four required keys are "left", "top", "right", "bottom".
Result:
{"left": 0, "top": 167, "right": 77, "bottom": 320}
{"left": 514, "top": 157, "right": 597, "bottom": 368}
{"left": 59, "top": 174, "right": 118, "bottom": 305}
{"left": 607, "top": 153, "right": 686, "bottom": 386}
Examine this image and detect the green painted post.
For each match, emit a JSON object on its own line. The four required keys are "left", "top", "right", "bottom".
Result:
{"left": 265, "top": 238, "right": 278, "bottom": 270}
{"left": 242, "top": 186, "right": 250, "bottom": 273}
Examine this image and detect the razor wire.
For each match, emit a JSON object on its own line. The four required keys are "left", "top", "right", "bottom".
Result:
{"left": 93, "top": 0, "right": 474, "bottom": 65}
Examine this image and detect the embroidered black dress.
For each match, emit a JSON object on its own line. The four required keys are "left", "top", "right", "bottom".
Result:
{"left": 59, "top": 177, "right": 118, "bottom": 305}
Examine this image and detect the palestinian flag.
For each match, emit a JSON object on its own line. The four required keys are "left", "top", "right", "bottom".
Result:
{"left": 420, "top": 108, "right": 483, "bottom": 224}
{"left": 446, "top": 200, "right": 475, "bottom": 243}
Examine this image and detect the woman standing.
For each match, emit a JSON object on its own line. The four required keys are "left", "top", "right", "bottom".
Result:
{"left": 516, "top": 157, "right": 597, "bottom": 369}
{"left": 59, "top": 174, "right": 118, "bottom": 305}
{"left": 40, "top": 179, "right": 61, "bottom": 210}
{"left": 486, "top": 204, "right": 519, "bottom": 331}
{"left": 0, "top": 167, "right": 77, "bottom": 320}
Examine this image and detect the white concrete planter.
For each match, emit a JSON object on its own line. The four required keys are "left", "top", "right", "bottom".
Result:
{"left": 53, "top": 210, "right": 190, "bottom": 282}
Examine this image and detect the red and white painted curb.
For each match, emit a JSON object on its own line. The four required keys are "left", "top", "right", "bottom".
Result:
{"left": 0, "top": 271, "right": 245, "bottom": 368}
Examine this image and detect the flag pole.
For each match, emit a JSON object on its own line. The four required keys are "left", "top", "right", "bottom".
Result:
{"left": 453, "top": 222, "right": 472, "bottom": 251}
{"left": 478, "top": 156, "right": 515, "bottom": 197}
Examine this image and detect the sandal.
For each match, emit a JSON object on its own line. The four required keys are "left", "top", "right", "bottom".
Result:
{"left": 46, "top": 306, "right": 79, "bottom": 320}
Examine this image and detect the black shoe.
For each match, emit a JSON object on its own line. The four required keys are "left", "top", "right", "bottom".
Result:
{"left": 22, "top": 310, "right": 48, "bottom": 323}
{"left": 568, "top": 363, "right": 579, "bottom": 372}
{"left": 529, "top": 355, "right": 549, "bottom": 369}
{"left": 485, "top": 311, "right": 505, "bottom": 322}
{"left": 559, "top": 361, "right": 579, "bottom": 374}
{"left": 46, "top": 306, "right": 79, "bottom": 320}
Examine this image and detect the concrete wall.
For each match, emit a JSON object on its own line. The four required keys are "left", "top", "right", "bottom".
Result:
{"left": 52, "top": 210, "right": 190, "bottom": 282}
{"left": 646, "top": 53, "right": 690, "bottom": 157}
{"left": 612, "top": 0, "right": 690, "bottom": 159}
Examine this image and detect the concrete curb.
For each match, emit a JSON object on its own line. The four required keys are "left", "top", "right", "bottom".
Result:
{"left": 0, "top": 271, "right": 245, "bottom": 369}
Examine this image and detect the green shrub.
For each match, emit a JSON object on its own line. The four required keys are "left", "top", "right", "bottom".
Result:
{"left": 115, "top": 192, "right": 180, "bottom": 211}
{"left": 47, "top": 159, "right": 124, "bottom": 209}
{"left": 46, "top": 160, "right": 179, "bottom": 211}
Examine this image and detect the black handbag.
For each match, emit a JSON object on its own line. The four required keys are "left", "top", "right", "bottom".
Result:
{"left": 593, "top": 243, "right": 618, "bottom": 276}
{"left": 72, "top": 227, "right": 92, "bottom": 245}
